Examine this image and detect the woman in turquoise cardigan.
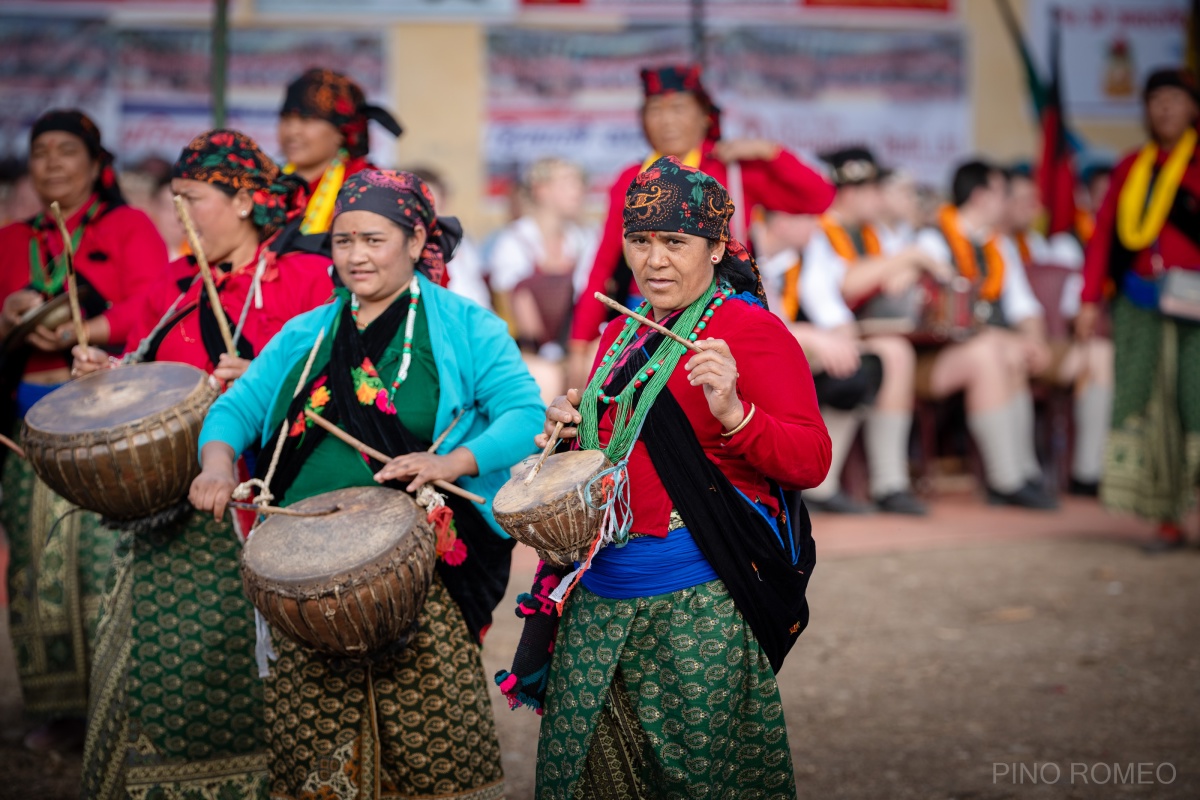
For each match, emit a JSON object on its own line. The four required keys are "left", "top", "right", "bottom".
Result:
{"left": 192, "top": 169, "right": 543, "bottom": 800}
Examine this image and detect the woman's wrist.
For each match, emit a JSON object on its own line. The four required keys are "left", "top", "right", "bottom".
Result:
{"left": 447, "top": 446, "right": 479, "bottom": 479}
{"left": 717, "top": 401, "right": 747, "bottom": 433}
{"left": 720, "top": 403, "right": 755, "bottom": 438}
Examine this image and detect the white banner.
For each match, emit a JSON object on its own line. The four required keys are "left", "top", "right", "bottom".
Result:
{"left": 1027, "top": 0, "right": 1190, "bottom": 119}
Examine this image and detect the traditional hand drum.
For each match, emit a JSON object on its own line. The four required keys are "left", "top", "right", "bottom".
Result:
{"left": 241, "top": 486, "right": 437, "bottom": 658}
{"left": 21, "top": 361, "right": 218, "bottom": 520}
{"left": 493, "top": 449, "right": 613, "bottom": 567}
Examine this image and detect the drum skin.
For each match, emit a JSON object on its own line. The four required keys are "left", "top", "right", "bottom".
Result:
{"left": 21, "top": 362, "right": 219, "bottom": 520}
{"left": 492, "top": 449, "right": 611, "bottom": 567}
{"left": 241, "top": 486, "right": 436, "bottom": 658}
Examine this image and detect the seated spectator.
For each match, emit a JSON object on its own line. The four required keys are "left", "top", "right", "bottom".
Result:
{"left": 912, "top": 159, "right": 1058, "bottom": 509}
{"left": 1003, "top": 165, "right": 1113, "bottom": 495}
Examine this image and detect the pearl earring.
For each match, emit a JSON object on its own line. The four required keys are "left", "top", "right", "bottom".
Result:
{"left": 240, "top": 210, "right": 249, "bottom": 219}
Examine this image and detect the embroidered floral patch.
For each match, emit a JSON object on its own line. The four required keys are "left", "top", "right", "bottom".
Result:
{"left": 288, "top": 376, "right": 331, "bottom": 440}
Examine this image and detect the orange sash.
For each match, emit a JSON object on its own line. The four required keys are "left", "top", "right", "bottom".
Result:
{"left": 780, "top": 261, "right": 802, "bottom": 321}
{"left": 938, "top": 205, "right": 1004, "bottom": 302}
{"left": 820, "top": 215, "right": 881, "bottom": 261}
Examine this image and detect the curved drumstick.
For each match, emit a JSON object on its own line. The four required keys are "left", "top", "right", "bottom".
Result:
{"left": 594, "top": 292, "right": 702, "bottom": 353}
{"left": 303, "top": 410, "right": 485, "bottom": 504}
{"left": 524, "top": 420, "right": 563, "bottom": 485}
{"left": 173, "top": 195, "right": 236, "bottom": 356}
{"left": 48, "top": 201, "right": 89, "bottom": 350}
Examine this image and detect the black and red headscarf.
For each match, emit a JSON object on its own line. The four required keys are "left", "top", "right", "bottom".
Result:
{"left": 623, "top": 155, "right": 764, "bottom": 304}
{"left": 280, "top": 68, "right": 403, "bottom": 160}
{"left": 640, "top": 64, "right": 722, "bottom": 142}
{"left": 172, "top": 129, "right": 305, "bottom": 239}
{"left": 333, "top": 169, "right": 461, "bottom": 288}
{"left": 29, "top": 109, "right": 125, "bottom": 208}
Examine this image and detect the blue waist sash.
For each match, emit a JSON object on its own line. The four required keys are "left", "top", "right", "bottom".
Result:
{"left": 16, "top": 381, "right": 62, "bottom": 418}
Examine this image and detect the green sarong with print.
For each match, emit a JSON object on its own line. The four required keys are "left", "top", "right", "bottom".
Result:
{"left": 80, "top": 510, "right": 269, "bottom": 800}
{"left": 536, "top": 580, "right": 797, "bottom": 800}
{"left": 1, "top": 442, "right": 118, "bottom": 718}
{"left": 1103, "top": 297, "right": 1200, "bottom": 521}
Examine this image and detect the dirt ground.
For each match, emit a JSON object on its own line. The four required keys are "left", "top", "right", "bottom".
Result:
{"left": 2, "top": 496, "right": 1198, "bottom": 800}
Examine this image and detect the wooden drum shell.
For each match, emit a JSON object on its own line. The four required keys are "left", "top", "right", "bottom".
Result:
{"left": 241, "top": 488, "right": 437, "bottom": 658}
{"left": 21, "top": 363, "right": 219, "bottom": 520}
{"left": 493, "top": 450, "right": 612, "bottom": 567}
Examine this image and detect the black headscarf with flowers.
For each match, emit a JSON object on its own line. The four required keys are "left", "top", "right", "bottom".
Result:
{"left": 333, "top": 169, "right": 462, "bottom": 288}
{"left": 623, "top": 155, "right": 765, "bottom": 305}
{"left": 172, "top": 129, "right": 304, "bottom": 239}
{"left": 280, "top": 68, "right": 403, "bottom": 160}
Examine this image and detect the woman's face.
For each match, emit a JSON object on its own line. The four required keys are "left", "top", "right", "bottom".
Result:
{"left": 332, "top": 209, "right": 425, "bottom": 304}
{"left": 278, "top": 113, "right": 344, "bottom": 171}
{"left": 170, "top": 178, "right": 255, "bottom": 265}
{"left": 623, "top": 229, "right": 721, "bottom": 319}
{"left": 1146, "top": 86, "right": 1199, "bottom": 146}
{"left": 29, "top": 131, "right": 99, "bottom": 212}
{"left": 642, "top": 93, "right": 710, "bottom": 158}
{"left": 533, "top": 165, "right": 585, "bottom": 220}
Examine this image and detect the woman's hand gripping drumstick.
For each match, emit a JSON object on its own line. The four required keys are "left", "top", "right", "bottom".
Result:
{"left": 302, "top": 410, "right": 485, "bottom": 504}
{"left": 537, "top": 389, "right": 583, "bottom": 449}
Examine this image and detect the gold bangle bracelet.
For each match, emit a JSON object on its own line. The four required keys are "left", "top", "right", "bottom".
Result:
{"left": 720, "top": 403, "right": 756, "bottom": 438}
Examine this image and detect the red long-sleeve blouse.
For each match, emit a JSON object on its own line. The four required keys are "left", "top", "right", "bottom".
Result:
{"left": 121, "top": 242, "right": 334, "bottom": 371}
{"left": 0, "top": 198, "right": 167, "bottom": 377}
{"left": 1081, "top": 137, "right": 1200, "bottom": 303}
{"left": 588, "top": 296, "right": 831, "bottom": 537}
{"left": 570, "top": 141, "right": 835, "bottom": 342}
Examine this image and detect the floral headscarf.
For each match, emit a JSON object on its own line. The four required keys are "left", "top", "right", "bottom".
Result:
{"left": 623, "top": 155, "right": 765, "bottom": 304}
{"left": 172, "top": 129, "right": 304, "bottom": 238}
{"left": 30, "top": 109, "right": 124, "bottom": 207}
{"left": 333, "top": 169, "right": 462, "bottom": 288}
{"left": 640, "top": 64, "right": 722, "bottom": 142}
{"left": 280, "top": 68, "right": 403, "bottom": 160}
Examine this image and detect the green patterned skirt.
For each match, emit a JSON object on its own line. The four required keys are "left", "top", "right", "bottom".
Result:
{"left": 81, "top": 509, "right": 269, "bottom": 800}
{"left": 0, "top": 446, "right": 118, "bottom": 718}
{"left": 536, "top": 580, "right": 797, "bottom": 800}
{"left": 1103, "top": 297, "right": 1200, "bottom": 522}
{"left": 263, "top": 575, "right": 505, "bottom": 800}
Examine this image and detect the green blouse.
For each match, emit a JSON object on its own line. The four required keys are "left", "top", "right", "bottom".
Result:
{"left": 268, "top": 292, "right": 440, "bottom": 507}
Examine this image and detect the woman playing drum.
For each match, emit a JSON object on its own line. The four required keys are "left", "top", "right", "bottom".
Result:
{"left": 74, "top": 129, "right": 333, "bottom": 799}
{"left": 524, "top": 157, "right": 831, "bottom": 798}
{"left": 191, "top": 169, "right": 544, "bottom": 800}
{"left": 0, "top": 109, "right": 166, "bottom": 750}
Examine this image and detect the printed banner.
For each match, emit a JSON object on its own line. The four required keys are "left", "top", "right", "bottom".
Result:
{"left": 485, "top": 24, "right": 970, "bottom": 200}
{"left": 1027, "top": 0, "right": 1190, "bottom": 119}
{"left": 0, "top": 18, "right": 387, "bottom": 167}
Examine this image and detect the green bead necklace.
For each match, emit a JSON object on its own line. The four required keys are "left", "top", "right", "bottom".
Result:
{"left": 579, "top": 282, "right": 725, "bottom": 462}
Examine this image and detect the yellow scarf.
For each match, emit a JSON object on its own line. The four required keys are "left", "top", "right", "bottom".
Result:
{"left": 285, "top": 149, "right": 348, "bottom": 235}
{"left": 1117, "top": 126, "right": 1197, "bottom": 251}
{"left": 641, "top": 147, "right": 703, "bottom": 172}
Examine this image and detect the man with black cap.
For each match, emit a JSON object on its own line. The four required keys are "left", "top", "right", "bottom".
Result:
{"left": 1078, "top": 67, "right": 1200, "bottom": 550}
{"left": 797, "top": 146, "right": 946, "bottom": 514}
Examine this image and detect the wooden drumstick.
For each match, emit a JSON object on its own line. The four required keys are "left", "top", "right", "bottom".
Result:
{"left": 0, "top": 433, "right": 26, "bottom": 460}
{"left": 594, "top": 292, "right": 702, "bottom": 353}
{"left": 173, "top": 195, "right": 236, "bottom": 357}
{"left": 524, "top": 420, "right": 563, "bottom": 485}
{"left": 427, "top": 409, "right": 465, "bottom": 454}
{"left": 303, "top": 410, "right": 486, "bottom": 505}
{"left": 48, "top": 201, "right": 89, "bottom": 350}
{"left": 229, "top": 501, "right": 342, "bottom": 517}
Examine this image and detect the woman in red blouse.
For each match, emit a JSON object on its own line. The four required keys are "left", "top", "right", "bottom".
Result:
{"left": 72, "top": 129, "right": 332, "bottom": 799}
{"left": 566, "top": 64, "right": 835, "bottom": 387}
{"left": 507, "top": 157, "right": 829, "bottom": 799}
{"left": 277, "top": 68, "right": 403, "bottom": 237}
{"left": 0, "top": 110, "right": 166, "bottom": 751}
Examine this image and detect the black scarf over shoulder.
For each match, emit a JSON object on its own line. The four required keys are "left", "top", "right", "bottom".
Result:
{"left": 258, "top": 299, "right": 513, "bottom": 644}
{"left": 598, "top": 319, "right": 816, "bottom": 672}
